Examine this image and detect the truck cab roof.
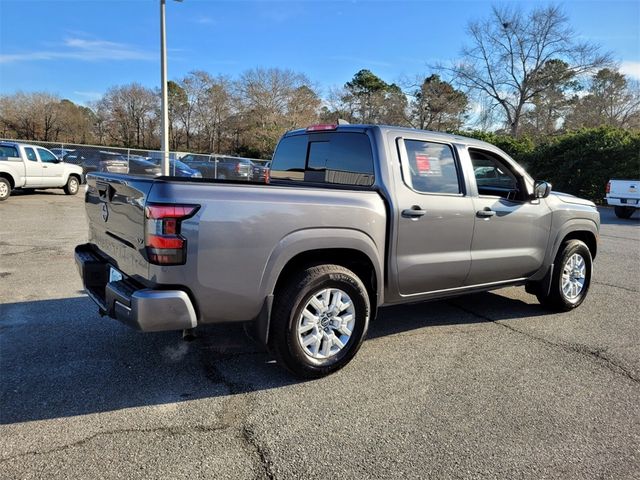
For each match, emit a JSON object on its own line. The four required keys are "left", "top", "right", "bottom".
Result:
{"left": 284, "top": 124, "right": 500, "bottom": 151}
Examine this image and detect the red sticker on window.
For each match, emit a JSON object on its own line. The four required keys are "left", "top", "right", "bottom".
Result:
{"left": 415, "top": 154, "right": 430, "bottom": 173}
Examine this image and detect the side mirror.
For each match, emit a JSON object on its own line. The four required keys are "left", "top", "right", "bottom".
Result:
{"left": 533, "top": 180, "right": 552, "bottom": 199}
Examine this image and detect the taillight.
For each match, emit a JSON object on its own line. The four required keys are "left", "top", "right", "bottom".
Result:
{"left": 145, "top": 203, "right": 199, "bottom": 265}
{"left": 264, "top": 168, "right": 270, "bottom": 184}
{"left": 606, "top": 181, "right": 611, "bottom": 194}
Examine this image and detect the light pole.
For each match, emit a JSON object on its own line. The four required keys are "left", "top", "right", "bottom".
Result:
{"left": 160, "top": 0, "right": 181, "bottom": 176}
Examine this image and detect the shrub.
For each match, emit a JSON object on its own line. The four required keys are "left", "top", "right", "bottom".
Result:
{"left": 526, "top": 127, "right": 640, "bottom": 201}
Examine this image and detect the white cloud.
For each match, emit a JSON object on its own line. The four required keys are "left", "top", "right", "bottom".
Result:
{"left": 620, "top": 61, "right": 640, "bottom": 80}
{"left": 193, "top": 15, "right": 215, "bottom": 25}
{"left": 0, "top": 37, "right": 155, "bottom": 64}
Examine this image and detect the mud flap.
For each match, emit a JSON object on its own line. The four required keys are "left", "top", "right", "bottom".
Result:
{"left": 525, "top": 263, "right": 554, "bottom": 297}
{"left": 245, "top": 295, "right": 274, "bottom": 345}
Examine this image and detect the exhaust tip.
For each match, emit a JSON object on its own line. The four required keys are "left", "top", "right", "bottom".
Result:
{"left": 182, "top": 328, "right": 197, "bottom": 341}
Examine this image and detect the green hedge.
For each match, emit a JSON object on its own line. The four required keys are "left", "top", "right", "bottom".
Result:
{"left": 454, "top": 130, "right": 535, "bottom": 160}
{"left": 525, "top": 127, "right": 640, "bottom": 201}
{"left": 458, "top": 127, "right": 640, "bottom": 201}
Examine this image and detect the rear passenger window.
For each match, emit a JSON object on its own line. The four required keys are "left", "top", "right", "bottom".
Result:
{"left": 401, "top": 140, "right": 461, "bottom": 194}
{"left": 24, "top": 147, "right": 37, "bottom": 162}
{"left": 306, "top": 133, "right": 374, "bottom": 186}
{"left": 270, "top": 132, "right": 375, "bottom": 186}
{"left": 0, "top": 146, "right": 18, "bottom": 158}
{"left": 270, "top": 135, "right": 307, "bottom": 181}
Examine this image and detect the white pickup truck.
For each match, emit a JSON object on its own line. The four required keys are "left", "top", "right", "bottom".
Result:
{"left": 606, "top": 179, "right": 639, "bottom": 219}
{"left": 0, "top": 141, "right": 84, "bottom": 201}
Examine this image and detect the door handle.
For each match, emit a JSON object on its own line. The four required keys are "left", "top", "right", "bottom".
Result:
{"left": 476, "top": 208, "right": 496, "bottom": 218}
{"left": 43, "top": 165, "right": 48, "bottom": 168}
{"left": 402, "top": 206, "right": 426, "bottom": 218}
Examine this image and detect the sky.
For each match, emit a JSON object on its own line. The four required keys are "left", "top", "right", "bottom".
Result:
{"left": 0, "top": 0, "right": 638, "bottom": 105}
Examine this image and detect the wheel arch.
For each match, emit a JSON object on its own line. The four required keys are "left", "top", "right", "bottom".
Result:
{"left": 273, "top": 248, "right": 379, "bottom": 310}
{"left": 547, "top": 219, "right": 599, "bottom": 266}
{"left": 0, "top": 172, "right": 16, "bottom": 189}
{"left": 561, "top": 230, "right": 598, "bottom": 260}
{"left": 68, "top": 172, "right": 82, "bottom": 183}
{"left": 253, "top": 229, "right": 384, "bottom": 345}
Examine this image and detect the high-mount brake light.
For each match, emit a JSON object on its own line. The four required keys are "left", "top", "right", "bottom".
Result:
{"left": 306, "top": 124, "right": 338, "bottom": 132}
{"left": 145, "top": 203, "right": 200, "bottom": 265}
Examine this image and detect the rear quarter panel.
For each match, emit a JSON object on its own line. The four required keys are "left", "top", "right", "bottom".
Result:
{"left": 148, "top": 182, "right": 387, "bottom": 323}
{"left": 0, "top": 156, "right": 26, "bottom": 187}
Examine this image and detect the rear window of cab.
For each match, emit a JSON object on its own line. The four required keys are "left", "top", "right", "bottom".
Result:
{"left": 270, "top": 132, "right": 375, "bottom": 187}
{"left": 0, "top": 145, "right": 19, "bottom": 158}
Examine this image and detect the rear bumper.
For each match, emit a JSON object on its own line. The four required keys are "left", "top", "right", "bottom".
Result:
{"left": 74, "top": 243, "right": 197, "bottom": 332}
{"left": 606, "top": 196, "right": 640, "bottom": 208}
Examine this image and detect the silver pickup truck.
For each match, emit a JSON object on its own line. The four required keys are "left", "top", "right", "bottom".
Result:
{"left": 75, "top": 124, "right": 599, "bottom": 378}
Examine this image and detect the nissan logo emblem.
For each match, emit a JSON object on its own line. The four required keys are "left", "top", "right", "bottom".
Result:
{"left": 101, "top": 202, "right": 109, "bottom": 222}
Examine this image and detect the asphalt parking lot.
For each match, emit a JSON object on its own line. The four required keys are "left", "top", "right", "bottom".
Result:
{"left": 1, "top": 190, "right": 639, "bottom": 479}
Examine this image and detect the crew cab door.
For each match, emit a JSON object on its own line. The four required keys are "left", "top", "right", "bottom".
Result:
{"left": 463, "top": 147, "right": 552, "bottom": 285}
{"left": 394, "top": 137, "right": 475, "bottom": 295}
{"left": 21, "top": 146, "right": 43, "bottom": 186}
{"left": 37, "top": 147, "right": 67, "bottom": 186}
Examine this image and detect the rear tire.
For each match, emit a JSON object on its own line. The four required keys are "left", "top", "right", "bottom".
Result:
{"left": 269, "top": 264, "right": 370, "bottom": 378}
{"left": 64, "top": 176, "right": 80, "bottom": 195}
{"left": 536, "top": 239, "right": 592, "bottom": 311}
{"left": 614, "top": 206, "right": 635, "bottom": 219}
{"left": 0, "top": 178, "right": 11, "bottom": 201}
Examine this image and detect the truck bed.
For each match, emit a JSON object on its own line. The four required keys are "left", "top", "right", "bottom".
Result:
{"left": 83, "top": 173, "right": 387, "bottom": 325}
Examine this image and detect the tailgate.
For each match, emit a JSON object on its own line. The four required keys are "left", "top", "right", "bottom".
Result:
{"left": 610, "top": 180, "right": 639, "bottom": 199}
{"left": 239, "top": 163, "right": 252, "bottom": 175}
{"left": 85, "top": 173, "right": 154, "bottom": 281}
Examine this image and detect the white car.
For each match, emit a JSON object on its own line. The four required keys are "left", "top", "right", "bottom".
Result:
{"left": 606, "top": 179, "right": 639, "bottom": 219}
{"left": 0, "top": 142, "right": 84, "bottom": 201}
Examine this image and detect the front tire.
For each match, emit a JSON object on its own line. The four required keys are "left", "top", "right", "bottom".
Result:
{"left": 536, "top": 239, "right": 592, "bottom": 311}
{"left": 614, "top": 206, "right": 635, "bottom": 219}
{"left": 64, "top": 176, "right": 80, "bottom": 195}
{"left": 0, "top": 178, "right": 11, "bottom": 201}
{"left": 269, "top": 264, "right": 370, "bottom": 378}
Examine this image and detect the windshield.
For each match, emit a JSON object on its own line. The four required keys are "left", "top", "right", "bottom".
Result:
{"left": 100, "top": 153, "right": 126, "bottom": 162}
{"left": 172, "top": 160, "right": 191, "bottom": 170}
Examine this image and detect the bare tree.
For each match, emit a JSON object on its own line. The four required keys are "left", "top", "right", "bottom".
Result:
{"left": 0, "top": 92, "right": 37, "bottom": 139}
{"left": 192, "top": 73, "right": 233, "bottom": 153}
{"left": 236, "top": 67, "right": 319, "bottom": 155}
{"left": 444, "top": 4, "right": 611, "bottom": 136}
{"left": 97, "top": 83, "right": 158, "bottom": 148}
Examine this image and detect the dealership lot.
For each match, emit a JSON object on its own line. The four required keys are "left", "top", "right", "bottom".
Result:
{"left": 1, "top": 191, "right": 638, "bottom": 479}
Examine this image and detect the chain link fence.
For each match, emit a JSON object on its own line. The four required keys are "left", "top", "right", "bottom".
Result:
{"left": 0, "top": 138, "right": 270, "bottom": 181}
